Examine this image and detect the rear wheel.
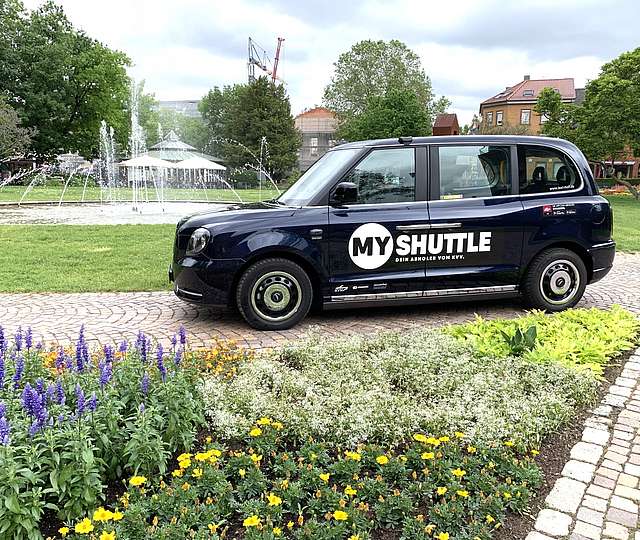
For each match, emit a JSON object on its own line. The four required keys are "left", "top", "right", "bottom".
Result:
{"left": 522, "top": 248, "right": 587, "bottom": 311}
{"left": 236, "top": 258, "right": 313, "bottom": 330}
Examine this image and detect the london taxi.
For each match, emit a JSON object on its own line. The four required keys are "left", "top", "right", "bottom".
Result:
{"left": 169, "top": 135, "right": 615, "bottom": 330}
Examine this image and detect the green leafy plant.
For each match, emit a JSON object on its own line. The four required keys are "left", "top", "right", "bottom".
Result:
{"left": 500, "top": 324, "right": 538, "bottom": 356}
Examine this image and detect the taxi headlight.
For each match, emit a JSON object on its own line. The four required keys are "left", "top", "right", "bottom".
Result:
{"left": 186, "top": 228, "right": 210, "bottom": 255}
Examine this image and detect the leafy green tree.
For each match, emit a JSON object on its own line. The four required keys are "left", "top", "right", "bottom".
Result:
{"left": 156, "top": 109, "right": 209, "bottom": 152}
{"left": 0, "top": 1, "right": 131, "bottom": 158}
{"left": 534, "top": 87, "right": 578, "bottom": 140}
{"left": 199, "top": 85, "right": 242, "bottom": 158}
{"left": 0, "top": 98, "right": 34, "bottom": 161}
{"left": 339, "top": 89, "right": 432, "bottom": 140}
{"left": 478, "top": 122, "right": 530, "bottom": 135}
{"left": 200, "top": 78, "right": 300, "bottom": 181}
{"left": 323, "top": 39, "right": 450, "bottom": 134}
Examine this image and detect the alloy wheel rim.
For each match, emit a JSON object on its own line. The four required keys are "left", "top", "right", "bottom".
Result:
{"left": 250, "top": 271, "right": 302, "bottom": 322}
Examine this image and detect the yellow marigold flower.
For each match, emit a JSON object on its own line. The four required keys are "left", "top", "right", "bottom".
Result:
{"left": 287, "top": 521, "right": 294, "bottom": 529}
{"left": 256, "top": 417, "right": 271, "bottom": 425}
{"left": 112, "top": 511, "right": 123, "bottom": 521}
{"left": 99, "top": 532, "right": 115, "bottom": 540}
{"left": 243, "top": 515, "right": 261, "bottom": 528}
{"left": 503, "top": 491, "right": 512, "bottom": 499}
{"left": 250, "top": 454, "right": 262, "bottom": 463}
{"left": 439, "top": 436, "right": 450, "bottom": 442}
{"left": 179, "top": 458, "right": 191, "bottom": 469}
{"left": 426, "top": 437, "right": 440, "bottom": 446}
{"left": 93, "top": 507, "right": 113, "bottom": 522}
{"left": 333, "top": 510, "right": 348, "bottom": 521}
{"left": 195, "top": 452, "right": 209, "bottom": 462}
{"left": 425, "top": 524, "right": 436, "bottom": 534}
{"left": 281, "top": 479, "right": 289, "bottom": 489}
{"left": 376, "top": 455, "right": 389, "bottom": 465}
{"left": 58, "top": 527, "right": 70, "bottom": 537}
{"left": 74, "top": 518, "right": 94, "bottom": 534}
{"left": 249, "top": 427, "right": 262, "bottom": 437}
{"left": 451, "top": 468, "right": 466, "bottom": 478}
{"left": 172, "top": 469, "right": 183, "bottom": 477}
{"left": 421, "top": 451, "right": 435, "bottom": 460}
{"left": 267, "top": 493, "right": 282, "bottom": 506}
{"left": 344, "top": 485, "right": 357, "bottom": 496}
{"left": 486, "top": 514, "right": 495, "bottom": 524}
{"left": 239, "top": 468, "right": 246, "bottom": 478}
{"left": 193, "top": 468, "right": 203, "bottom": 478}
{"left": 531, "top": 449, "right": 540, "bottom": 456}
{"left": 273, "top": 526, "right": 282, "bottom": 536}
{"left": 437, "top": 533, "right": 450, "bottom": 540}
{"left": 413, "top": 433, "right": 428, "bottom": 443}
{"left": 467, "top": 445, "right": 477, "bottom": 454}
{"left": 205, "top": 436, "right": 212, "bottom": 444}
{"left": 455, "top": 431, "right": 465, "bottom": 438}
{"left": 181, "top": 482, "right": 190, "bottom": 491}
{"left": 129, "top": 476, "right": 146, "bottom": 487}
{"left": 436, "top": 486, "right": 447, "bottom": 495}
{"left": 272, "top": 421, "right": 284, "bottom": 430}
{"left": 177, "top": 453, "right": 192, "bottom": 462}
{"left": 208, "top": 523, "right": 218, "bottom": 533}
{"left": 345, "top": 450, "right": 361, "bottom": 461}
{"left": 319, "top": 472, "right": 330, "bottom": 483}
{"left": 416, "top": 514, "right": 424, "bottom": 522}
{"left": 504, "top": 440, "right": 515, "bottom": 447}
{"left": 456, "top": 490, "right": 469, "bottom": 498}
{"left": 348, "top": 535, "right": 360, "bottom": 540}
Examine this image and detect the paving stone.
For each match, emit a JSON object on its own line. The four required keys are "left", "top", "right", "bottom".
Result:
{"left": 603, "top": 521, "right": 629, "bottom": 540}
{"left": 587, "top": 484, "right": 613, "bottom": 499}
{"left": 615, "top": 485, "right": 640, "bottom": 502}
{"left": 525, "top": 532, "right": 556, "bottom": 540}
{"left": 563, "top": 460, "right": 597, "bottom": 483}
{"left": 594, "top": 475, "right": 617, "bottom": 489}
{"left": 573, "top": 520, "right": 601, "bottom": 540}
{"left": 577, "top": 506, "right": 604, "bottom": 527}
{"left": 583, "top": 495, "right": 608, "bottom": 512}
{"left": 546, "top": 478, "right": 587, "bottom": 514}
{"left": 535, "top": 509, "right": 573, "bottom": 537}
{"left": 610, "top": 494, "right": 639, "bottom": 513}
{"left": 625, "top": 463, "right": 640, "bottom": 476}
{"left": 583, "top": 426, "right": 611, "bottom": 445}
{"left": 618, "top": 473, "right": 639, "bottom": 488}
{"left": 572, "top": 442, "right": 605, "bottom": 465}
{"left": 607, "top": 507, "right": 638, "bottom": 528}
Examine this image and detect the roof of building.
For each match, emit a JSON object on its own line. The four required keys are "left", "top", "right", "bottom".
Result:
{"left": 150, "top": 130, "right": 196, "bottom": 151}
{"left": 433, "top": 113, "right": 459, "bottom": 128}
{"left": 481, "top": 77, "right": 575, "bottom": 105}
{"left": 295, "top": 107, "right": 336, "bottom": 119}
{"left": 146, "top": 130, "right": 222, "bottom": 162}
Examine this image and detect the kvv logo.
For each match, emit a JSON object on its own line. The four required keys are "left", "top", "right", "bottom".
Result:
{"left": 348, "top": 223, "right": 492, "bottom": 270}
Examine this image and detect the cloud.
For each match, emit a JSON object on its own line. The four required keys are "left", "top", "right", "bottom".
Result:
{"left": 21, "top": 0, "right": 640, "bottom": 125}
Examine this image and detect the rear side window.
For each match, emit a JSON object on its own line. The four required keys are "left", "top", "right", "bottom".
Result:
{"left": 438, "top": 145, "right": 512, "bottom": 199}
{"left": 518, "top": 145, "right": 580, "bottom": 194}
{"left": 342, "top": 148, "right": 415, "bottom": 204}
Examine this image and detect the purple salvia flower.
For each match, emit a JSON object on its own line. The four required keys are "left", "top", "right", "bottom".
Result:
{"left": 75, "top": 325, "right": 88, "bottom": 372}
{"left": 139, "top": 402, "right": 145, "bottom": 414}
{"left": 45, "top": 383, "right": 55, "bottom": 403}
{"left": 35, "top": 341, "right": 43, "bottom": 351}
{"left": 25, "top": 327, "right": 32, "bottom": 350}
{"left": 178, "top": 325, "right": 187, "bottom": 346}
{"left": 170, "top": 334, "right": 177, "bottom": 350}
{"left": 21, "top": 383, "right": 35, "bottom": 415}
{"left": 55, "top": 379, "right": 65, "bottom": 405}
{"left": 14, "top": 327, "right": 22, "bottom": 351}
{"left": 140, "top": 371, "right": 150, "bottom": 395}
{"left": 12, "top": 352, "right": 24, "bottom": 389}
{"left": 35, "top": 378, "right": 45, "bottom": 395}
{"left": 0, "top": 401, "right": 5, "bottom": 418}
{"left": 87, "top": 392, "right": 98, "bottom": 412}
{"left": 0, "top": 354, "right": 4, "bottom": 389}
{"left": 75, "top": 384, "right": 85, "bottom": 416}
{"left": 0, "top": 326, "right": 5, "bottom": 355}
{"left": 103, "top": 344, "right": 114, "bottom": 364}
{"left": 156, "top": 344, "right": 166, "bottom": 382}
{"left": 57, "top": 413, "right": 65, "bottom": 425}
{"left": 0, "top": 417, "right": 10, "bottom": 445}
{"left": 55, "top": 348, "right": 65, "bottom": 370}
{"left": 118, "top": 340, "right": 128, "bottom": 354}
{"left": 98, "top": 361, "right": 112, "bottom": 389}
{"left": 174, "top": 348, "right": 182, "bottom": 366}
{"left": 28, "top": 420, "right": 41, "bottom": 437}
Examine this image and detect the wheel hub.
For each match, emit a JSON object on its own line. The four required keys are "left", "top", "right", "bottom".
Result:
{"left": 539, "top": 260, "right": 580, "bottom": 306}
{"left": 250, "top": 271, "right": 303, "bottom": 322}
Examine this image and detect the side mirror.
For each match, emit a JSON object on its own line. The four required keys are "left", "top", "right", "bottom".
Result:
{"left": 329, "top": 182, "right": 358, "bottom": 206}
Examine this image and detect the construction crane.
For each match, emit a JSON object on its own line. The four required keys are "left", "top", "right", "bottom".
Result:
{"left": 247, "top": 37, "right": 285, "bottom": 84}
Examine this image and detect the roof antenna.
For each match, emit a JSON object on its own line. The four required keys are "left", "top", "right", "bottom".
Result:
{"left": 398, "top": 136, "right": 413, "bottom": 144}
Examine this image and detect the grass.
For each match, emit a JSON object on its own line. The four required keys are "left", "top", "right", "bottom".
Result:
{"left": 606, "top": 194, "right": 640, "bottom": 252}
{"left": 0, "top": 224, "right": 175, "bottom": 292}
{"left": 0, "top": 185, "right": 280, "bottom": 203}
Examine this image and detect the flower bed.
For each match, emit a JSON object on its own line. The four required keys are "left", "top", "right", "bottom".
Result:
{"left": 0, "top": 326, "right": 250, "bottom": 539}
{"left": 61, "top": 420, "right": 541, "bottom": 540}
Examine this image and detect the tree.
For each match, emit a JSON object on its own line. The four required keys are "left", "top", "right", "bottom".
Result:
{"left": 200, "top": 78, "right": 300, "bottom": 181}
{"left": 0, "top": 99, "right": 34, "bottom": 161}
{"left": 323, "top": 39, "right": 450, "bottom": 134}
{"left": 338, "top": 89, "right": 432, "bottom": 140}
{"left": 477, "top": 122, "right": 530, "bottom": 135}
{"left": 0, "top": 1, "right": 131, "bottom": 158}
{"left": 156, "top": 109, "right": 208, "bottom": 152}
{"left": 534, "top": 87, "right": 578, "bottom": 140}
{"left": 199, "top": 85, "right": 242, "bottom": 158}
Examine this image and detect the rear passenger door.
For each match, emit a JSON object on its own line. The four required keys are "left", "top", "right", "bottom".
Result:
{"left": 425, "top": 144, "right": 524, "bottom": 291}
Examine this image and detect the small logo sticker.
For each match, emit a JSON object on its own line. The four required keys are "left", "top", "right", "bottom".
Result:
{"left": 334, "top": 285, "right": 348, "bottom": 293}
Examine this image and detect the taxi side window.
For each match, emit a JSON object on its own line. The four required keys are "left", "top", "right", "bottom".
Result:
{"left": 438, "top": 145, "right": 511, "bottom": 199}
{"left": 518, "top": 145, "right": 580, "bottom": 194}
{"left": 342, "top": 148, "right": 415, "bottom": 204}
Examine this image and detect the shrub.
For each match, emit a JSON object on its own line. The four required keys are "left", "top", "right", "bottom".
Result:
{"left": 446, "top": 306, "right": 639, "bottom": 375}
{"left": 0, "top": 325, "right": 210, "bottom": 538}
{"left": 62, "top": 419, "right": 542, "bottom": 540}
{"left": 201, "top": 329, "right": 599, "bottom": 448}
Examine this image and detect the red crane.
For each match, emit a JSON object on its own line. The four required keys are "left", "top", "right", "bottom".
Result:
{"left": 247, "top": 37, "right": 285, "bottom": 84}
{"left": 271, "top": 37, "right": 285, "bottom": 83}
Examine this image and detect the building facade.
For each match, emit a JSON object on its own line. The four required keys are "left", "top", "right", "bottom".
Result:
{"left": 479, "top": 76, "right": 579, "bottom": 134}
{"left": 294, "top": 107, "right": 337, "bottom": 171}
{"left": 432, "top": 113, "right": 460, "bottom": 136}
{"left": 157, "top": 100, "right": 202, "bottom": 118}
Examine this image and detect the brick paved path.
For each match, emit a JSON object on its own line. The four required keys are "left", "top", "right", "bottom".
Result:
{"left": 528, "top": 346, "right": 640, "bottom": 540}
{"left": 0, "top": 253, "right": 638, "bottom": 349}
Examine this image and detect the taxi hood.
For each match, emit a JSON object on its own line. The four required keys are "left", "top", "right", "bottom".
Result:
{"left": 176, "top": 201, "right": 296, "bottom": 232}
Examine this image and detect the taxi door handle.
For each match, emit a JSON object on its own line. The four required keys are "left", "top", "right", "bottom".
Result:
{"left": 396, "top": 223, "right": 461, "bottom": 231}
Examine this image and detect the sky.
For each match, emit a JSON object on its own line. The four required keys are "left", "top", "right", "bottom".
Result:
{"left": 22, "top": 0, "right": 640, "bottom": 125}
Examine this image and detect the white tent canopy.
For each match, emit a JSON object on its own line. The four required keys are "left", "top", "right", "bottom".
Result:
{"left": 175, "top": 156, "right": 226, "bottom": 170}
{"left": 118, "top": 156, "right": 174, "bottom": 168}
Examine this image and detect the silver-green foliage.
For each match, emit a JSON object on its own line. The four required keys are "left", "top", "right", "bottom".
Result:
{"left": 202, "top": 329, "right": 598, "bottom": 447}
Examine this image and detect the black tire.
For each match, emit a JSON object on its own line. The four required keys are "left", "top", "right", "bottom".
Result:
{"left": 522, "top": 248, "right": 587, "bottom": 311}
{"left": 236, "top": 258, "right": 313, "bottom": 330}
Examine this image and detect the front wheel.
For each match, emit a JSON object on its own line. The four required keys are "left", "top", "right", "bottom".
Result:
{"left": 236, "top": 258, "right": 313, "bottom": 330}
{"left": 522, "top": 248, "right": 587, "bottom": 311}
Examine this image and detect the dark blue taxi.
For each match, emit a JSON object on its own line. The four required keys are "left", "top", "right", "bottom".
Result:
{"left": 169, "top": 136, "right": 615, "bottom": 330}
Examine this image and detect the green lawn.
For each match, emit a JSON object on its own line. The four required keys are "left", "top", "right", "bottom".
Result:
{"left": 0, "top": 224, "right": 175, "bottom": 293}
{"left": 606, "top": 194, "right": 640, "bottom": 252}
{"left": 0, "top": 185, "right": 279, "bottom": 203}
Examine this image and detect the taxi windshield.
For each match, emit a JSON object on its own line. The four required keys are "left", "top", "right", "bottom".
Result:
{"left": 277, "top": 148, "right": 360, "bottom": 206}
